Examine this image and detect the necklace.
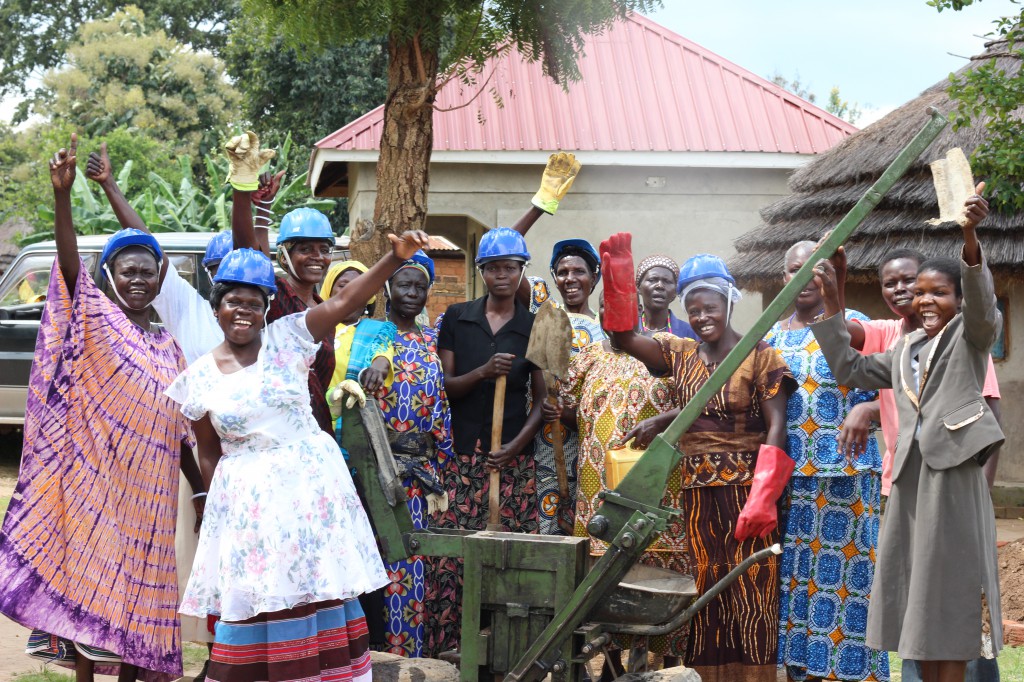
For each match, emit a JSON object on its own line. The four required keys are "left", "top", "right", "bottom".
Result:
{"left": 784, "top": 309, "right": 824, "bottom": 331}
{"left": 640, "top": 312, "right": 669, "bottom": 334}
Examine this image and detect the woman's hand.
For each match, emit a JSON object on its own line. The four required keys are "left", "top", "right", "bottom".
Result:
{"left": 486, "top": 442, "right": 519, "bottom": 469}
{"left": 962, "top": 182, "right": 988, "bottom": 231}
{"left": 50, "top": 133, "right": 78, "bottom": 193}
{"left": 813, "top": 258, "right": 842, "bottom": 318}
{"left": 542, "top": 397, "right": 562, "bottom": 423}
{"left": 192, "top": 496, "right": 206, "bottom": 533}
{"left": 361, "top": 357, "right": 390, "bottom": 393}
{"left": 86, "top": 142, "right": 112, "bottom": 185}
{"left": 252, "top": 169, "right": 286, "bottom": 205}
{"left": 224, "top": 130, "right": 276, "bottom": 191}
{"left": 622, "top": 411, "right": 673, "bottom": 449}
{"left": 387, "top": 230, "right": 430, "bottom": 261}
{"left": 479, "top": 353, "right": 514, "bottom": 379}
{"left": 838, "top": 401, "right": 877, "bottom": 465}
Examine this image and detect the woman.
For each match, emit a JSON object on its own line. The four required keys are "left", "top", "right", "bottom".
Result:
{"left": 427, "top": 227, "right": 546, "bottom": 656}
{"left": 166, "top": 229, "right": 428, "bottom": 680}
{"left": 766, "top": 241, "right": 887, "bottom": 682}
{"left": 558, "top": 291, "right": 679, "bottom": 665}
{"left": 601, "top": 235, "right": 793, "bottom": 682}
{"left": 224, "top": 131, "right": 336, "bottom": 436}
{"left": 0, "top": 135, "right": 204, "bottom": 682}
{"left": 377, "top": 250, "right": 454, "bottom": 657}
{"left": 635, "top": 256, "right": 695, "bottom": 339}
{"left": 531, "top": 238, "right": 606, "bottom": 535}
{"left": 321, "top": 259, "right": 395, "bottom": 438}
{"left": 809, "top": 187, "right": 1002, "bottom": 682}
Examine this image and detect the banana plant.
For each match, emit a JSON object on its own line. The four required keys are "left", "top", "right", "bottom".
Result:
{"left": 23, "top": 134, "right": 335, "bottom": 244}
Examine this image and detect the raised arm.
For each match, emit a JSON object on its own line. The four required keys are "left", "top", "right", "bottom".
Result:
{"left": 959, "top": 184, "right": 1001, "bottom": 352}
{"left": 305, "top": 231, "right": 429, "bottom": 342}
{"left": 826, "top": 244, "right": 868, "bottom": 350}
{"left": 50, "top": 134, "right": 81, "bottom": 291}
{"left": 510, "top": 153, "right": 581, "bottom": 307}
{"left": 810, "top": 260, "right": 894, "bottom": 390}
{"left": 86, "top": 142, "right": 170, "bottom": 283}
{"left": 225, "top": 131, "right": 276, "bottom": 254}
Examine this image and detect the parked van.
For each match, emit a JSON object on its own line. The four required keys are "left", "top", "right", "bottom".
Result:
{"left": 0, "top": 232, "right": 350, "bottom": 427}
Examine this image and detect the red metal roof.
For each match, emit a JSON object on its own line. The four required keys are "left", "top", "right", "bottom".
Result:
{"left": 316, "top": 13, "right": 856, "bottom": 156}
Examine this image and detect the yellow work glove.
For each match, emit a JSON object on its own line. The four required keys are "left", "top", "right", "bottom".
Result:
{"left": 328, "top": 379, "right": 367, "bottom": 419}
{"left": 224, "top": 131, "right": 276, "bottom": 191}
{"left": 531, "top": 152, "right": 581, "bottom": 215}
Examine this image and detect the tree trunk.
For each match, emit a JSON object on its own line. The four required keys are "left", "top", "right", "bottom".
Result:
{"left": 349, "top": 34, "right": 439, "bottom": 318}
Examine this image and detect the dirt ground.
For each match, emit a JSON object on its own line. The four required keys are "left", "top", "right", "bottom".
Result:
{"left": 1000, "top": 537, "right": 1024, "bottom": 622}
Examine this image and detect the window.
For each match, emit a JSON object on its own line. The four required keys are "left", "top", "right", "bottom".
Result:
{"left": 0, "top": 253, "right": 97, "bottom": 307}
{"left": 992, "top": 297, "right": 1009, "bottom": 361}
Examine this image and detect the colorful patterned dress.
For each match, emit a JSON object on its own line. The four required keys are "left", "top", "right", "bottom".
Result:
{"left": 657, "top": 335, "right": 792, "bottom": 682}
{"left": 529, "top": 277, "right": 607, "bottom": 535}
{"left": 559, "top": 341, "right": 689, "bottom": 655}
{"left": 765, "top": 313, "right": 887, "bottom": 682}
{"left": 166, "top": 312, "right": 389, "bottom": 682}
{"left": 377, "top": 326, "right": 454, "bottom": 657}
{"left": 0, "top": 261, "right": 189, "bottom": 681}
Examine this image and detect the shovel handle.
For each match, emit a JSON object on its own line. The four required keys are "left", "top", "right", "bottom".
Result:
{"left": 549, "top": 395, "right": 569, "bottom": 500}
{"left": 488, "top": 375, "right": 507, "bottom": 529}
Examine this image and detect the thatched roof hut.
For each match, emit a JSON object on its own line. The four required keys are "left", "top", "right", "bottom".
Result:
{"left": 729, "top": 38, "right": 1024, "bottom": 291}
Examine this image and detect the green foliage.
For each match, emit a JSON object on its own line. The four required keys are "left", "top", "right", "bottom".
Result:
{"left": 224, "top": 17, "right": 388, "bottom": 150}
{"left": 0, "top": 0, "right": 237, "bottom": 102}
{"left": 1, "top": 123, "right": 184, "bottom": 229}
{"left": 938, "top": 0, "right": 1024, "bottom": 212}
{"left": 242, "top": 0, "right": 662, "bottom": 86}
{"left": 21, "top": 134, "right": 336, "bottom": 244}
{"left": 26, "top": 6, "right": 241, "bottom": 161}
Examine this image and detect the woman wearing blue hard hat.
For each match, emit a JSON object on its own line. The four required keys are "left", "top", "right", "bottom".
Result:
{"left": 167, "top": 225, "right": 429, "bottom": 680}
{"left": 0, "top": 135, "right": 206, "bottom": 682}
{"left": 363, "top": 250, "right": 456, "bottom": 658}
{"left": 601, "top": 236, "right": 795, "bottom": 682}
{"left": 427, "top": 226, "right": 546, "bottom": 656}
{"left": 83, "top": 140, "right": 229, "bottom": 673}
{"left": 224, "top": 132, "right": 337, "bottom": 436}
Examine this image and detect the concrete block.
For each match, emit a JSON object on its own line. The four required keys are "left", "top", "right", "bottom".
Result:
{"left": 370, "top": 651, "right": 460, "bottom": 682}
{"left": 616, "top": 667, "right": 702, "bottom": 682}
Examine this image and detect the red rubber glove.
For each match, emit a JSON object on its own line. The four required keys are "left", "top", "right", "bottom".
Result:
{"left": 734, "top": 444, "right": 795, "bottom": 541}
{"left": 599, "top": 232, "right": 638, "bottom": 332}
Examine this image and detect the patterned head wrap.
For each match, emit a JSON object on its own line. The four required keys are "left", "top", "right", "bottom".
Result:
{"left": 320, "top": 260, "right": 373, "bottom": 304}
{"left": 635, "top": 255, "right": 680, "bottom": 288}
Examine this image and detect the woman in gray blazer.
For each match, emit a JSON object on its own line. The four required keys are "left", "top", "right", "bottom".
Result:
{"left": 809, "top": 186, "right": 1003, "bottom": 682}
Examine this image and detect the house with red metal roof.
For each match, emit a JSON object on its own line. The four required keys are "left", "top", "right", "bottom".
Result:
{"left": 309, "top": 12, "right": 856, "bottom": 323}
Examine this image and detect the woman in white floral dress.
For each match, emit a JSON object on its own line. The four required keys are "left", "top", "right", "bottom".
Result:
{"left": 166, "top": 231, "right": 428, "bottom": 682}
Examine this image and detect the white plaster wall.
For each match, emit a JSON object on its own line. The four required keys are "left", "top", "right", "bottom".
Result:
{"left": 347, "top": 160, "right": 798, "bottom": 330}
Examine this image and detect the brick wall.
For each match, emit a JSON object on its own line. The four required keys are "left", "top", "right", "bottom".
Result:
{"left": 426, "top": 255, "right": 467, "bottom": 323}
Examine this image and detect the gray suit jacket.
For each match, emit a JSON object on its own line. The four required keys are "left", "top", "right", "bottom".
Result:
{"left": 810, "top": 253, "right": 1005, "bottom": 483}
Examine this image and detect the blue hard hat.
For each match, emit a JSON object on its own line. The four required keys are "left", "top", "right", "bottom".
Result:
{"left": 278, "top": 208, "right": 334, "bottom": 245}
{"left": 398, "top": 249, "right": 435, "bottom": 285}
{"left": 99, "top": 228, "right": 162, "bottom": 281}
{"left": 202, "top": 231, "right": 234, "bottom": 268}
{"left": 476, "top": 227, "right": 530, "bottom": 264}
{"left": 550, "top": 238, "right": 601, "bottom": 284}
{"left": 214, "top": 248, "right": 278, "bottom": 296}
{"left": 677, "top": 254, "right": 735, "bottom": 295}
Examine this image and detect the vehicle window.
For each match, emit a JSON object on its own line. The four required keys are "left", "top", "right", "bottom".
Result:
{"left": 169, "top": 254, "right": 196, "bottom": 288}
{"left": 0, "top": 253, "right": 97, "bottom": 306}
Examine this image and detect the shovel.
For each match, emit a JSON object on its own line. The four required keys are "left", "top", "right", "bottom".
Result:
{"left": 525, "top": 302, "right": 574, "bottom": 534}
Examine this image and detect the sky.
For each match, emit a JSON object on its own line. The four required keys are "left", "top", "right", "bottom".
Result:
{"left": 646, "top": 0, "right": 1021, "bottom": 125}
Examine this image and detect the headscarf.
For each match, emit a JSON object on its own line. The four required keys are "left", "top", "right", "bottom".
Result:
{"left": 320, "top": 260, "right": 374, "bottom": 304}
{"left": 635, "top": 255, "right": 680, "bottom": 288}
{"left": 385, "top": 250, "right": 435, "bottom": 301}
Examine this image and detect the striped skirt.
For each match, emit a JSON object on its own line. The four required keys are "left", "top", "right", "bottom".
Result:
{"left": 683, "top": 483, "right": 780, "bottom": 682}
{"left": 207, "top": 599, "right": 372, "bottom": 682}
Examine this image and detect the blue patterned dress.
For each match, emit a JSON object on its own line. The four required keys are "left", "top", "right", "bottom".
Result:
{"left": 765, "top": 311, "right": 888, "bottom": 681}
{"left": 377, "top": 325, "right": 454, "bottom": 657}
{"left": 528, "top": 278, "right": 607, "bottom": 535}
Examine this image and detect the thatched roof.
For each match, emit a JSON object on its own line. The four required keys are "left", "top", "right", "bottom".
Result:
{"left": 729, "top": 40, "right": 1024, "bottom": 291}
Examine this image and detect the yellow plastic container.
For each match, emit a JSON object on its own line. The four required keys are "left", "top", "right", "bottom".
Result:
{"left": 604, "top": 443, "right": 646, "bottom": 489}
